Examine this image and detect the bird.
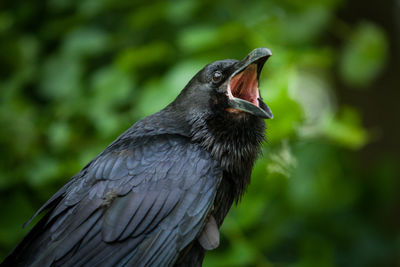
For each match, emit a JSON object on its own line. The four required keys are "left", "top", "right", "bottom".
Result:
{"left": 1, "top": 47, "right": 273, "bottom": 267}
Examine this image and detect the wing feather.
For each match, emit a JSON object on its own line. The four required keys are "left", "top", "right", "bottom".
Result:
{"left": 8, "top": 135, "right": 222, "bottom": 267}
{"left": 102, "top": 191, "right": 147, "bottom": 242}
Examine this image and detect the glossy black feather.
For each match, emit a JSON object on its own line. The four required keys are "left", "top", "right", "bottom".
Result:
{"left": 3, "top": 133, "right": 222, "bottom": 267}
{"left": 2, "top": 50, "right": 269, "bottom": 267}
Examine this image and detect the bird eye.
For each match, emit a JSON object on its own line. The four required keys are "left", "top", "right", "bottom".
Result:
{"left": 212, "top": 71, "right": 223, "bottom": 83}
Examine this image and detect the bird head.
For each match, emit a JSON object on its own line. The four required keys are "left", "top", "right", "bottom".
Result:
{"left": 161, "top": 48, "right": 273, "bottom": 178}
{"left": 174, "top": 48, "right": 273, "bottom": 121}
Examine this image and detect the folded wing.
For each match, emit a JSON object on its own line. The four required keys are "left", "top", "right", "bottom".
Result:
{"left": 5, "top": 135, "right": 222, "bottom": 267}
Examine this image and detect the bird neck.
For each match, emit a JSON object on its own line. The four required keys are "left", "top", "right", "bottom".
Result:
{"left": 189, "top": 113, "right": 265, "bottom": 199}
{"left": 118, "top": 106, "right": 265, "bottom": 200}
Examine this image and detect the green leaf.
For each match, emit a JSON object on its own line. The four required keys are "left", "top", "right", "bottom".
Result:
{"left": 339, "top": 22, "right": 388, "bottom": 88}
{"left": 321, "top": 107, "right": 368, "bottom": 149}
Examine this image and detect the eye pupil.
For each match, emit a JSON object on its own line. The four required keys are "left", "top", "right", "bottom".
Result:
{"left": 212, "top": 71, "right": 222, "bottom": 83}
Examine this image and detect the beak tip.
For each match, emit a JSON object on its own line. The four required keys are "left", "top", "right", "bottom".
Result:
{"left": 228, "top": 97, "right": 274, "bottom": 119}
{"left": 250, "top": 47, "right": 272, "bottom": 58}
{"left": 264, "top": 111, "right": 273, "bottom": 120}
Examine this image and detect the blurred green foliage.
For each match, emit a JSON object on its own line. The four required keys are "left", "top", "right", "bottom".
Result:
{"left": 0, "top": 0, "right": 398, "bottom": 266}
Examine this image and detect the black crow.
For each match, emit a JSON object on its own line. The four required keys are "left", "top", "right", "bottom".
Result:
{"left": 1, "top": 48, "right": 273, "bottom": 267}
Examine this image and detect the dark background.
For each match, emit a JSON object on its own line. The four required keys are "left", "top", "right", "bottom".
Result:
{"left": 0, "top": 0, "right": 399, "bottom": 266}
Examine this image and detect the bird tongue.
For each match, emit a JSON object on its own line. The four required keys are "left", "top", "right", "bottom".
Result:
{"left": 229, "top": 64, "right": 259, "bottom": 106}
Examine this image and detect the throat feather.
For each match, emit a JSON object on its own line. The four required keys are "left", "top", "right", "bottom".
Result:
{"left": 190, "top": 114, "right": 265, "bottom": 199}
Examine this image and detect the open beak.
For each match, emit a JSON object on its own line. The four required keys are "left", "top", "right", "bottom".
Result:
{"left": 226, "top": 47, "right": 273, "bottom": 119}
